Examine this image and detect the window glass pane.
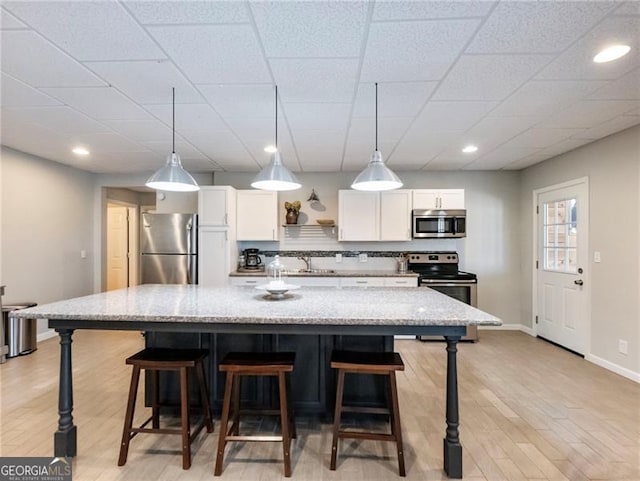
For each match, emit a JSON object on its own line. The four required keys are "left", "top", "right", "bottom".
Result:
{"left": 542, "top": 197, "right": 578, "bottom": 273}
{"left": 557, "top": 249, "right": 566, "bottom": 269}
{"left": 545, "top": 203, "right": 555, "bottom": 225}
{"left": 567, "top": 248, "right": 577, "bottom": 272}
{"left": 569, "top": 198, "right": 577, "bottom": 227}
{"left": 557, "top": 200, "right": 566, "bottom": 223}
{"left": 568, "top": 226, "right": 577, "bottom": 248}
{"left": 545, "top": 248, "right": 556, "bottom": 270}
{"left": 557, "top": 224, "right": 568, "bottom": 247}
{"left": 545, "top": 225, "right": 555, "bottom": 246}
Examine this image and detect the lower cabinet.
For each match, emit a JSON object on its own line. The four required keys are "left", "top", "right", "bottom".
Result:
{"left": 145, "top": 331, "right": 392, "bottom": 415}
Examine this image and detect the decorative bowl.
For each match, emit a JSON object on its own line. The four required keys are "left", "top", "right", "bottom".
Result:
{"left": 255, "top": 283, "right": 300, "bottom": 299}
{"left": 316, "top": 219, "right": 335, "bottom": 226}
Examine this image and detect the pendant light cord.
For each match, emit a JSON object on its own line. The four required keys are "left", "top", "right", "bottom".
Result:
{"left": 275, "top": 85, "right": 278, "bottom": 149}
{"left": 375, "top": 82, "right": 378, "bottom": 151}
{"left": 172, "top": 87, "right": 176, "bottom": 154}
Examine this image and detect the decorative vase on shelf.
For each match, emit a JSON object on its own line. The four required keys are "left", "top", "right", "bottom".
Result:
{"left": 285, "top": 211, "right": 299, "bottom": 224}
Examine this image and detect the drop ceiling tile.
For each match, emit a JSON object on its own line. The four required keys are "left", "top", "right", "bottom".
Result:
{"left": 372, "top": 1, "right": 494, "bottom": 20}
{"left": 87, "top": 61, "right": 203, "bottom": 104}
{"left": 502, "top": 152, "right": 550, "bottom": 170}
{"left": 90, "top": 150, "right": 163, "bottom": 173}
{"left": 342, "top": 140, "right": 396, "bottom": 170}
{"left": 425, "top": 158, "right": 475, "bottom": 170}
{"left": 3, "top": 1, "right": 165, "bottom": 60}
{"left": 361, "top": 19, "right": 480, "bottom": 82}
{"left": 208, "top": 154, "right": 259, "bottom": 172}
{"left": 614, "top": 1, "right": 640, "bottom": 15}
{"left": 179, "top": 130, "right": 254, "bottom": 161}
{"left": 544, "top": 100, "right": 640, "bottom": 128}
{"left": 198, "top": 84, "right": 274, "bottom": 118}
{"left": 347, "top": 117, "right": 413, "bottom": 144}
{"left": 270, "top": 58, "right": 359, "bottom": 102}
{"left": 1, "top": 31, "right": 106, "bottom": 88}
{"left": 411, "top": 101, "right": 498, "bottom": 131}
{"left": 490, "top": 80, "right": 607, "bottom": 117}
{"left": 226, "top": 118, "right": 274, "bottom": 141}
{"left": 467, "top": 1, "right": 615, "bottom": 54}
{"left": 460, "top": 115, "right": 544, "bottom": 150}
{"left": 242, "top": 138, "right": 299, "bottom": 169}
{"left": 0, "top": 73, "right": 62, "bottom": 107}
{"left": 291, "top": 130, "right": 345, "bottom": 171}
{"left": 433, "top": 54, "right": 554, "bottom": 101}
{"left": 285, "top": 103, "right": 351, "bottom": 131}
{"left": 1, "top": 8, "right": 26, "bottom": 29}
{"left": 572, "top": 114, "right": 640, "bottom": 140}
{"left": 388, "top": 130, "right": 465, "bottom": 167}
{"left": 1, "top": 117, "right": 72, "bottom": 157}
{"left": 251, "top": 1, "right": 367, "bottom": 57}
{"left": 588, "top": 68, "right": 640, "bottom": 100}
{"left": 536, "top": 17, "right": 640, "bottom": 81}
{"left": 538, "top": 138, "right": 593, "bottom": 158}
{"left": 67, "top": 131, "right": 146, "bottom": 153}
{"left": 465, "top": 144, "right": 543, "bottom": 170}
{"left": 506, "top": 128, "right": 587, "bottom": 149}
{"left": 144, "top": 103, "right": 227, "bottom": 132}
{"left": 4, "top": 106, "right": 110, "bottom": 135}
{"left": 141, "top": 140, "right": 208, "bottom": 159}
{"left": 103, "top": 119, "right": 172, "bottom": 142}
{"left": 147, "top": 25, "right": 271, "bottom": 83}
{"left": 40, "top": 87, "right": 150, "bottom": 120}
{"left": 126, "top": 1, "right": 249, "bottom": 24}
{"left": 180, "top": 158, "right": 221, "bottom": 172}
{"left": 352, "top": 82, "right": 437, "bottom": 118}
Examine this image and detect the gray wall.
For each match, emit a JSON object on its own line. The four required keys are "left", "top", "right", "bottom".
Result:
{"left": 0, "top": 147, "right": 95, "bottom": 334}
{"left": 215, "top": 170, "right": 523, "bottom": 327}
{"left": 520, "top": 125, "right": 640, "bottom": 375}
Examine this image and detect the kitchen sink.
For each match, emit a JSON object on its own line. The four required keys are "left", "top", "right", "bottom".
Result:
{"left": 286, "top": 269, "right": 336, "bottom": 274}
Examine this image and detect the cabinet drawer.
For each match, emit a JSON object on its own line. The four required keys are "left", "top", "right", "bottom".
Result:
{"left": 384, "top": 277, "right": 418, "bottom": 287}
{"left": 229, "top": 277, "right": 266, "bottom": 286}
{"left": 340, "top": 278, "right": 385, "bottom": 287}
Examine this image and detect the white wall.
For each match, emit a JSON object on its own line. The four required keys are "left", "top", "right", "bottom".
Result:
{"left": 520, "top": 125, "right": 640, "bottom": 377}
{"left": 215, "top": 171, "right": 522, "bottom": 326}
{"left": 0, "top": 147, "right": 95, "bottom": 335}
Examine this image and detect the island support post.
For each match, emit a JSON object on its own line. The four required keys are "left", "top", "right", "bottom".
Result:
{"left": 54, "top": 328, "right": 76, "bottom": 457}
{"left": 444, "top": 336, "right": 462, "bottom": 478}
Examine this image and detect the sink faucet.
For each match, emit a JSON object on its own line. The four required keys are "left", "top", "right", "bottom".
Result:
{"left": 297, "top": 255, "right": 311, "bottom": 271}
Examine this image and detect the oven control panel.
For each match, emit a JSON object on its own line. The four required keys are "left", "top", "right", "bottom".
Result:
{"left": 407, "top": 252, "right": 458, "bottom": 264}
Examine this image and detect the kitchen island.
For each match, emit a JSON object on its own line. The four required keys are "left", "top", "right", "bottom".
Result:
{"left": 12, "top": 284, "right": 501, "bottom": 479}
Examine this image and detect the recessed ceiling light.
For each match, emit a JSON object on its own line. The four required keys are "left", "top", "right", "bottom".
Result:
{"left": 72, "top": 147, "right": 90, "bottom": 156}
{"left": 264, "top": 145, "right": 277, "bottom": 153}
{"left": 593, "top": 45, "right": 631, "bottom": 63}
{"left": 462, "top": 145, "right": 478, "bottom": 153}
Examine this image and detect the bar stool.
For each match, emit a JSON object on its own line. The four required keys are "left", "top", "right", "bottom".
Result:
{"left": 215, "top": 352, "right": 296, "bottom": 477}
{"left": 330, "top": 350, "right": 406, "bottom": 476}
{"left": 118, "top": 348, "right": 213, "bottom": 469}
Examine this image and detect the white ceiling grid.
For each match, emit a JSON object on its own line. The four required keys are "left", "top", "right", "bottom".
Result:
{"left": 0, "top": 0, "right": 638, "bottom": 175}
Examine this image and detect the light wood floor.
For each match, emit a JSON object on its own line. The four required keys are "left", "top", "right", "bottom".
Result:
{"left": 1, "top": 330, "right": 638, "bottom": 480}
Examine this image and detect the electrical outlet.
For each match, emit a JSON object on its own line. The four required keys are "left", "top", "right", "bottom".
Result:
{"left": 618, "top": 340, "right": 628, "bottom": 355}
{"left": 359, "top": 253, "right": 367, "bottom": 263}
{"left": 594, "top": 251, "right": 601, "bottom": 263}
{"left": 80, "top": 250, "right": 87, "bottom": 259}
{"left": 335, "top": 253, "right": 342, "bottom": 263}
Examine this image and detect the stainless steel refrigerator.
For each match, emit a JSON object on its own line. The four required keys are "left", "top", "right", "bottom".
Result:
{"left": 140, "top": 213, "right": 198, "bottom": 284}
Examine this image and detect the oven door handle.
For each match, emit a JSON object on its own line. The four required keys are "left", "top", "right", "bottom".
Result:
{"left": 420, "top": 280, "right": 476, "bottom": 286}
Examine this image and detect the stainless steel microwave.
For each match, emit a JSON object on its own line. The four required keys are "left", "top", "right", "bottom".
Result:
{"left": 412, "top": 209, "right": 466, "bottom": 238}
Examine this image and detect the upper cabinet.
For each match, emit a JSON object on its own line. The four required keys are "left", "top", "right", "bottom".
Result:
{"left": 380, "top": 190, "right": 412, "bottom": 241}
{"left": 338, "top": 190, "right": 412, "bottom": 241}
{"left": 236, "top": 190, "right": 279, "bottom": 241}
{"left": 198, "top": 186, "right": 236, "bottom": 226}
{"left": 412, "top": 189, "right": 465, "bottom": 210}
{"left": 338, "top": 191, "right": 379, "bottom": 241}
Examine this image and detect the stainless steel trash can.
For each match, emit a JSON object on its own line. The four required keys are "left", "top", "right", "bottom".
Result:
{"left": 2, "top": 303, "right": 38, "bottom": 357}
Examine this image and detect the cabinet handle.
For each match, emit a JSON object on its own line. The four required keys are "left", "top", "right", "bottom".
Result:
{"left": 224, "top": 213, "right": 228, "bottom": 225}
{"left": 272, "top": 229, "right": 275, "bottom": 240}
{"left": 395, "top": 281, "right": 408, "bottom": 284}
{"left": 356, "top": 280, "right": 367, "bottom": 284}
{"left": 245, "top": 280, "right": 258, "bottom": 284}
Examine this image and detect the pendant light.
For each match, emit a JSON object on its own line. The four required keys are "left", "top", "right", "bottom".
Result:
{"left": 146, "top": 88, "right": 199, "bottom": 192}
{"left": 251, "top": 85, "right": 301, "bottom": 191}
{"left": 351, "top": 82, "right": 402, "bottom": 191}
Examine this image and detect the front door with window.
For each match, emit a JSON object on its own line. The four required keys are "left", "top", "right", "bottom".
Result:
{"left": 536, "top": 179, "right": 589, "bottom": 354}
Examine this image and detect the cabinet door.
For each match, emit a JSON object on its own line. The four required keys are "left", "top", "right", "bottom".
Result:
{"left": 338, "top": 191, "right": 379, "bottom": 241}
{"left": 229, "top": 277, "right": 266, "bottom": 286}
{"left": 412, "top": 190, "right": 439, "bottom": 210}
{"left": 380, "top": 190, "right": 412, "bottom": 241}
{"left": 198, "top": 186, "right": 235, "bottom": 226}
{"left": 384, "top": 277, "right": 418, "bottom": 287}
{"left": 438, "top": 189, "right": 465, "bottom": 209}
{"left": 198, "top": 229, "right": 231, "bottom": 287}
{"left": 340, "top": 277, "right": 385, "bottom": 287}
{"left": 236, "top": 191, "right": 279, "bottom": 241}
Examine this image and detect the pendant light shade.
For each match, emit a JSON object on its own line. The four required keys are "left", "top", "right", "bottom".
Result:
{"left": 146, "top": 88, "right": 199, "bottom": 193}
{"left": 251, "top": 85, "right": 301, "bottom": 192}
{"left": 351, "top": 83, "right": 402, "bottom": 192}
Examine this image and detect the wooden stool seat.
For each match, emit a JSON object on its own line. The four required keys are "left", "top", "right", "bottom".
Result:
{"left": 330, "top": 350, "right": 406, "bottom": 477}
{"left": 215, "top": 351, "right": 296, "bottom": 477}
{"left": 118, "top": 348, "right": 213, "bottom": 470}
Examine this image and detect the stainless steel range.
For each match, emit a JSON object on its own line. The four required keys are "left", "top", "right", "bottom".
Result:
{"left": 408, "top": 252, "right": 478, "bottom": 342}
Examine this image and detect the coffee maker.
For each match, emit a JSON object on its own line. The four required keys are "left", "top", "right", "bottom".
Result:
{"left": 243, "top": 248, "right": 263, "bottom": 270}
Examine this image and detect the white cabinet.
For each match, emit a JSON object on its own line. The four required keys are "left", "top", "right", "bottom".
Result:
{"left": 412, "top": 189, "right": 465, "bottom": 210}
{"left": 380, "top": 190, "right": 412, "bottom": 241}
{"left": 199, "top": 228, "right": 238, "bottom": 287}
{"left": 229, "top": 277, "right": 265, "bottom": 286}
{"left": 338, "top": 191, "right": 379, "bottom": 241}
{"left": 236, "top": 190, "right": 279, "bottom": 241}
{"left": 384, "top": 277, "right": 418, "bottom": 287}
{"left": 293, "top": 277, "right": 340, "bottom": 287}
{"left": 340, "top": 277, "right": 386, "bottom": 287}
{"left": 198, "top": 186, "right": 236, "bottom": 226}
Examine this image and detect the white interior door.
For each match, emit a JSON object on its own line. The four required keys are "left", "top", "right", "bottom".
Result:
{"left": 536, "top": 179, "right": 589, "bottom": 354}
{"left": 107, "top": 205, "right": 129, "bottom": 291}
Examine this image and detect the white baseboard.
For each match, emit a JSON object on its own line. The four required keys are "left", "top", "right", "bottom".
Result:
{"left": 479, "top": 323, "right": 535, "bottom": 336}
{"left": 37, "top": 330, "right": 57, "bottom": 343}
{"left": 586, "top": 354, "right": 640, "bottom": 383}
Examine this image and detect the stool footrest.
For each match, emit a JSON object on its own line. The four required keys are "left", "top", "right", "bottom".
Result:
{"left": 225, "top": 435, "right": 284, "bottom": 442}
{"left": 341, "top": 406, "right": 390, "bottom": 415}
{"left": 339, "top": 431, "right": 396, "bottom": 442}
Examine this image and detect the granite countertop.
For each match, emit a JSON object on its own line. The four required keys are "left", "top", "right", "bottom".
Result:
{"left": 230, "top": 270, "right": 419, "bottom": 278}
{"left": 10, "top": 284, "right": 500, "bottom": 327}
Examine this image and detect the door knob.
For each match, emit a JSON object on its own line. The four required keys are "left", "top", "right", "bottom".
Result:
{"left": 574, "top": 279, "right": 584, "bottom": 286}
